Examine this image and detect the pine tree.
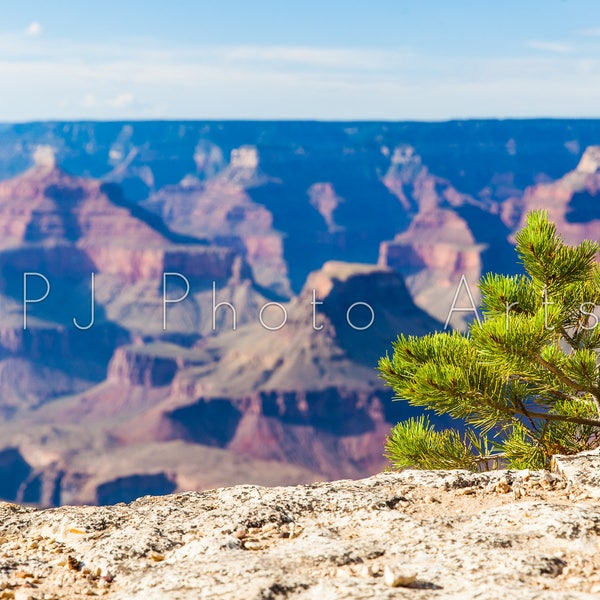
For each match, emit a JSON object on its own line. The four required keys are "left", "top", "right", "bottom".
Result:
{"left": 379, "top": 210, "right": 600, "bottom": 470}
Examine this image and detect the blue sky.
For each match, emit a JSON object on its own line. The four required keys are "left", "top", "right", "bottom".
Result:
{"left": 1, "top": 0, "right": 600, "bottom": 121}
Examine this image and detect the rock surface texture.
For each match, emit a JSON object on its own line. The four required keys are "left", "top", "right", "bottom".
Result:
{"left": 2, "top": 451, "right": 600, "bottom": 599}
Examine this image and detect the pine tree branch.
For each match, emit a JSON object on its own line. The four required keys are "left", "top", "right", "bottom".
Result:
{"left": 477, "top": 453, "right": 507, "bottom": 461}
{"left": 545, "top": 387, "right": 586, "bottom": 404}
{"left": 559, "top": 326, "right": 578, "bottom": 351}
{"left": 507, "top": 374, "right": 577, "bottom": 405}
{"left": 471, "top": 383, "right": 600, "bottom": 427}
{"left": 512, "top": 374, "right": 592, "bottom": 406}
{"left": 533, "top": 354, "right": 600, "bottom": 413}
{"left": 537, "top": 421, "right": 549, "bottom": 450}
{"left": 516, "top": 396, "right": 540, "bottom": 435}
{"left": 508, "top": 406, "right": 600, "bottom": 428}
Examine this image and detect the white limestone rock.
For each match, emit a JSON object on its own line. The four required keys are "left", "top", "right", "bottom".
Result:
{"left": 0, "top": 466, "right": 598, "bottom": 598}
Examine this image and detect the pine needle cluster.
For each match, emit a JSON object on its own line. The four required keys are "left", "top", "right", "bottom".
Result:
{"left": 379, "top": 210, "right": 600, "bottom": 470}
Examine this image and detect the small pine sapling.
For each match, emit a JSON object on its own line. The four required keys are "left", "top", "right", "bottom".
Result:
{"left": 379, "top": 210, "right": 600, "bottom": 470}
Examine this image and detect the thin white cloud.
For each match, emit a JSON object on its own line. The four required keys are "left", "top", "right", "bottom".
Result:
{"left": 527, "top": 40, "right": 573, "bottom": 53}
{"left": 109, "top": 92, "right": 135, "bottom": 108}
{"left": 25, "top": 22, "right": 42, "bottom": 37}
{"left": 220, "top": 46, "right": 409, "bottom": 71}
{"left": 577, "top": 27, "right": 600, "bottom": 36}
{"left": 0, "top": 35, "right": 412, "bottom": 74}
{"left": 81, "top": 91, "right": 138, "bottom": 110}
{"left": 83, "top": 93, "right": 97, "bottom": 108}
{"left": 0, "top": 39, "right": 599, "bottom": 120}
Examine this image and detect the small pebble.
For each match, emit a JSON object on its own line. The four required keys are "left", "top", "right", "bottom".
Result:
{"left": 67, "top": 556, "right": 82, "bottom": 571}
{"left": 243, "top": 540, "right": 262, "bottom": 551}
{"left": 424, "top": 495, "right": 440, "bottom": 504}
{"left": 512, "top": 486, "right": 525, "bottom": 499}
{"left": 359, "top": 565, "right": 371, "bottom": 578}
{"left": 383, "top": 565, "right": 417, "bottom": 588}
{"left": 540, "top": 472, "right": 558, "bottom": 489}
{"left": 496, "top": 478, "right": 511, "bottom": 494}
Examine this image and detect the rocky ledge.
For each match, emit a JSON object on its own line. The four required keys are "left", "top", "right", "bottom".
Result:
{"left": 1, "top": 451, "right": 600, "bottom": 599}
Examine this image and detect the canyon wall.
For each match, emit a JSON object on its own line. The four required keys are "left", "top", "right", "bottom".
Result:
{"left": 0, "top": 121, "right": 597, "bottom": 505}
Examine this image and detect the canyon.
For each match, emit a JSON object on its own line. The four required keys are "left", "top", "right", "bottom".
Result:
{"left": 0, "top": 120, "right": 597, "bottom": 505}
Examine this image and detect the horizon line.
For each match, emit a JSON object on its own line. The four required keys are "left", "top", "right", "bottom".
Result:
{"left": 4, "top": 116, "right": 600, "bottom": 126}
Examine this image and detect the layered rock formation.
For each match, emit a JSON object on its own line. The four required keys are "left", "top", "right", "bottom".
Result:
{"left": 381, "top": 144, "right": 475, "bottom": 214}
{"left": 506, "top": 145, "right": 600, "bottom": 243}
{"left": 0, "top": 262, "right": 442, "bottom": 504}
{"left": 379, "top": 209, "right": 484, "bottom": 328}
{"left": 143, "top": 145, "right": 291, "bottom": 297}
{"left": 0, "top": 153, "right": 270, "bottom": 424}
{"left": 110, "top": 262, "right": 440, "bottom": 478}
{"left": 0, "top": 150, "right": 248, "bottom": 285}
{"left": 0, "top": 121, "right": 597, "bottom": 507}
{"left": 1, "top": 450, "right": 600, "bottom": 598}
{"left": 377, "top": 144, "right": 501, "bottom": 328}
{"left": 307, "top": 182, "right": 345, "bottom": 232}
